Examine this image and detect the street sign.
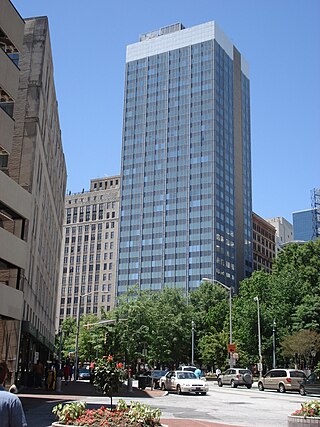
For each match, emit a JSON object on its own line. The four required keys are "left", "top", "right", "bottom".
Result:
{"left": 228, "top": 343, "right": 236, "bottom": 353}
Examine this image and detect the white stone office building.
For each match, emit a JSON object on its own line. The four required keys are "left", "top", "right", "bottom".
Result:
{"left": 0, "top": 0, "right": 32, "bottom": 377}
{"left": 7, "top": 16, "right": 67, "bottom": 381}
{"left": 266, "top": 217, "right": 293, "bottom": 253}
{"left": 57, "top": 176, "right": 120, "bottom": 329}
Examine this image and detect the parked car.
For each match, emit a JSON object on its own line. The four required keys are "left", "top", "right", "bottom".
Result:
{"left": 299, "top": 372, "right": 320, "bottom": 396}
{"left": 78, "top": 367, "right": 90, "bottom": 380}
{"left": 218, "top": 368, "right": 253, "bottom": 389}
{"left": 258, "top": 369, "right": 306, "bottom": 393}
{"left": 159, "top": 370, "right": 208, "bottom": 395}
{"left": 144, "top": 369, "right": 168, "bottom": 388}
{"left": 177, "top": 366, "right": 206, "bottom": 379}
{"left": 177, "top": 365, "right": 197, "bottom": 373}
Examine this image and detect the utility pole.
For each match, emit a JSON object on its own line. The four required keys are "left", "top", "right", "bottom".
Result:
{"left": 191, "top": 320, "right": 195, "bottom": 365}
{"left": 272, "top": 320, "right": 276, "bottom": 369}
{"left": 254, "top": 296, "right": 262, "bottom": 377}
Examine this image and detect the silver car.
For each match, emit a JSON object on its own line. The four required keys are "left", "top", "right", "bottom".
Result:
{"left": 160, "top": 370, "right": 209, "bottom": 395}
{"left": 258, "top": 369, "right": 306, "bottom": 393}
{"left": 218, "top": 368, "right": 253, "bottom": 389}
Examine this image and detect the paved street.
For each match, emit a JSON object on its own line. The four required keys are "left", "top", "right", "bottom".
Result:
{"left": 19, "top": 380, "right": 316, "bottom": 426}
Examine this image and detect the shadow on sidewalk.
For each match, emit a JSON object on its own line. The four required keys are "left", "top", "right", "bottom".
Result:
{"left": 19, "top": 380, "right": 164, "bottom": 410}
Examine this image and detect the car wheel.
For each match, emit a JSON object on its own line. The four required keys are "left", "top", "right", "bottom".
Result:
{"left": 161, "top": 382, "right": 166, "bottom": 391}
{"left": 246, "top": 384, "right": 252, "bottom": 389}
{"left": 231, "top": 380, "right": 237, "bottom": 388}
{"left": 279, "top": 383, "right": 286, "bottom": 393}
{"left": 258, "top": 382, "right": 264, "bottom": 391}
{"left": 299, "top": 385, "right": 306, "bottom": 396}
{"left": 201, "top": 392, "right": 207, "bottom": 395}
{"left": 218, "top": 379, "right": 223, "bottom": 387}
{"left": 177, "top": 385, "right": 182, "bottom": 395}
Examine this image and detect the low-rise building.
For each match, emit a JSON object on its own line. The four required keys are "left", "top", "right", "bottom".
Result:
{"left": 252, "top": 213, "right": 276, "bottom": 273}
{"left": 56, "top": 176, "right": 120, "bottom": 330}
{"left": 266, "top": 216, "right": 293, "bottom": 253}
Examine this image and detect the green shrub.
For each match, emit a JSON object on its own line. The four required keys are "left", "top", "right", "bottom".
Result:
{"left": 52, "top": 401, "right": 86, "bottom": 424}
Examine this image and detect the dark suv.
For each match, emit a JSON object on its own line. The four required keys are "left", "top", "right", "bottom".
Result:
{"left": 218, "top": 368, "right": 253, "bottom": 389}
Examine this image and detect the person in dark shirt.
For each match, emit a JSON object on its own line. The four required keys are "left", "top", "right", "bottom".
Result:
{"left": 0, "top": 362, "right": 27, "bottom": 427}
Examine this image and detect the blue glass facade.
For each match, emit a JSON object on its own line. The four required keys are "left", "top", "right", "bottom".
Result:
{"left": 293, "top": 209, "right": 316, "bottom": 241}
{"left": 117, "top": 23, "right": 252, "bottom": 296}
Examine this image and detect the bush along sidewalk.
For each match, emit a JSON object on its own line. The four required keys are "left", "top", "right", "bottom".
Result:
{"left": 52, "top": 400, "right": 162, "bottom": 426}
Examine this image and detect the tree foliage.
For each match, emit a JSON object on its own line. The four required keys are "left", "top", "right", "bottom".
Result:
{"left": 233, "top": 240, "right": 320, "bottom": 369}
{"left": 281, "top": 329, "right": 320, "bottom": 367}
{"left": 56, "top": 240, "right": 320, "bottom": 372}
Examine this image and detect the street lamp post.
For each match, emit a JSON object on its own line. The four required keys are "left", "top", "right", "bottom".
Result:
{"left": 74, "top": 292, "right": 91, "bottom": 382}
{"left": 191, "top": 320, "right": 195, "bottom": 365}
{"left": 272, "top": 320, "right": 276, "bottom": 369}
{"left": 254, "top": 296, "right": 262, "bottom": 377}
{"left": 202, "top": 278, "right": 233, "bottom": 368}
{"left": 58, "top": 328, "right": 63, "bottom": 370}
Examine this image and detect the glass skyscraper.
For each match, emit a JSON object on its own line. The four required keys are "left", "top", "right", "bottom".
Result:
{"left": 293, "top": 208, "right": 317, "bottom": 242}
{"left": 117, "top": 22, "right": 252, "bottom": 296}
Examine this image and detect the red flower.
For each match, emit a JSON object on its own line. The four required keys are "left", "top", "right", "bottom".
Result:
{"left": 107, "top": 355, "right": 113, "bottom": 362}
{"left": 117, "top": 362, "right": 123, "bottom": 369}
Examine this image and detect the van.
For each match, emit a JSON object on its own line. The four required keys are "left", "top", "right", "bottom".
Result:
{"left": 258, "top": 369, "right": 306, "bottom": 393}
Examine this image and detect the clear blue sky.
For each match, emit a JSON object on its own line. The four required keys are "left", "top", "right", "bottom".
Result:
{"left": 12, "top": 0, "right": 320, "bottom": 223}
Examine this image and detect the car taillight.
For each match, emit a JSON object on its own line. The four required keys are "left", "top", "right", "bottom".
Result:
{"left": 286, "top": 377, "right": 291, "bottom": 383}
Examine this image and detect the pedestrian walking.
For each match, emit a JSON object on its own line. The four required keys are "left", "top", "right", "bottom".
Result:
{"left": 215, "top": 367, "right": 221, "bottom": 378}
{"left": 0, "top": 362, "right": 27, "bottom": 427}
{"left": 89, "top": 361, "right": 95, "bottom": 384}
{"left": 63, "top": 363, "right": 72, "bottom": 385}
{"left": 194, "top": 367, "right": 202, "bottom": 378}
{"left": 33, "top": 360, "right": 44, "bottom": 389}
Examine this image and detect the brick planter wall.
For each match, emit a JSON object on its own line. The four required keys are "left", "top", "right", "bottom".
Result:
{"left": 288, "top": 416, "right": 320, "bottom": 426}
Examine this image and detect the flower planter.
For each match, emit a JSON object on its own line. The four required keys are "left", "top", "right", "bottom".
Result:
{"left": 288, "top": 415, "right": 320, "bottom": 426}
{"left": 52, "top": 423, "right": 168, "bottom": 427}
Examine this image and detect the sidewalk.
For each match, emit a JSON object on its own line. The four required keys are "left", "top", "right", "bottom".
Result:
{"left": 18, "top": 380, "right": 237, "bottom": 427}
{"left": 19, "top": 379, "right": 164, "bottom": 399}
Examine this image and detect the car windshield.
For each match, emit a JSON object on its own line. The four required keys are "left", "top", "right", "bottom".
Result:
{"left": 177, "top": 372, "right": 196, "bottom": 379}
{"left": 290, "top": 371, "right": 306, "bottom": 378}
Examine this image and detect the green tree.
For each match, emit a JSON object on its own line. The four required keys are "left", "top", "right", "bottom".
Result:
{"left": 77, "top": 314, "right": 107, "bottom": 361}
{"left": 280, "top": 329, "right": 320, "bottom": 368}
{"left": 198, "top": 330, "right": 228, "bottom": 369}
{"left": 112, "top": 287, "right": 192, "bottom": 368}
{"left": 57, "top": 315, "right": 107, "bottom": 364}
{"left": 274, "top": 241, "right": 320, "bottom": 293}
{"left": 232, "top": 240, "right": 320, "bottom": 369}
{"left": 189, "top": 281, "right": 229, "bottom": 365}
